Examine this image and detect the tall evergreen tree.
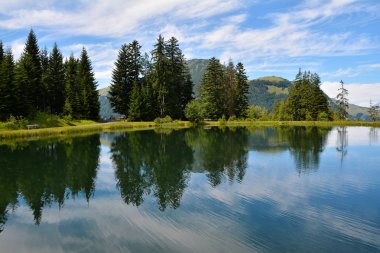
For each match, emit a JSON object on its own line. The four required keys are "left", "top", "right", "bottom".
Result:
{"left": 200, "top": 57, "right": 225, "bottom": 119}
{"left": 77, "top": 48, "right": 99, "bottom": 120}
{"left": 224, "top": 60, "right": 236, "bottom": 117}
{"left": 40, "top": 47, "right": 49, "bottom": 112}
{"left": 128, "top": 80, "right": 143, "bottom": 121}
{"left": 64, "top": 55, "right": 80, "bottom": 117}
{"left": 0, "top": 49, "right": 15, "bottom": 120}
{"left": 109, "top": 41, "right": 142, "bottom": 117}
{"left": 152, "top": 35, "right": 169, "bottom": 117}
{"left": 46, "top": 43, "right": 65, "bottom": 114}
{"left": 14, "top": 29, "right": 43, "bottom": 115}
{"left": 336, "top": 80, "right": 349, "bottom": 120}
{"left": 234, "top": 62, "right": 249, "bottom": 118}
{"left": 286, "top": 70, "right": 331, "bottom": 121}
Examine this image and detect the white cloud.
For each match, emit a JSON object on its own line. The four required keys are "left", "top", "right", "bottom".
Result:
{"left": 321, "top": 81, "right": 380, "bottom": 106}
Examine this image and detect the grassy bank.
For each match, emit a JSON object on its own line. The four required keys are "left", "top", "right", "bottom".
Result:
{"left": 205, "top": 120, "right": 380, "bottom": 127}
{"left": 0, "top": 121, "right": 192, "bottom": 141}
{"left": 0, "top": 120, "right": 379, "bottom": 141}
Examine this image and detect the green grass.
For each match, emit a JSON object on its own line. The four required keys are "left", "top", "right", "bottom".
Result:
{"left": 0, "top": 119, "right": 379, "bottom": 141}
{"left": 0, "top": 121, "right": 192, "bottom": 141}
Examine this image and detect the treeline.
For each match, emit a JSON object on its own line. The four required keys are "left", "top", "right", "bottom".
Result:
{"left": 109, "top": 36, "right": 193, "bottom": 121}
{"left": 109, "top": 36, "right": 250, "bottom": 121}
{"left": 0, "top": 30, "right": 99, "bottom": 121}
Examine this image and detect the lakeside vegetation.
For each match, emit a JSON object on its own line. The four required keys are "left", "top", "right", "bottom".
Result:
{"left": 1, "top": 119, "right": 380, "bottom": 141}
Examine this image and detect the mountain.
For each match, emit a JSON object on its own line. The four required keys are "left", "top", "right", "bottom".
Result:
{"left": 187, "top": 59, "right": 210, "bottom": 96}
{"left": 98, "top": 59, "right": 370, "bottom": 120}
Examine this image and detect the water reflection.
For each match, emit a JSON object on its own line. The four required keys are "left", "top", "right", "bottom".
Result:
{"left": 0, "top": 135, "right": 100, "bottom": 228}
{"left": 284, "top": 126, "right": 331, "bottom": 174}
{"left": 0, "top": 126, "right": 336, "bottom": 230}
{"left": 336, "top": 127, "right": 348, "bottom": 164}
{"left": 369, "top": 127, "right": 378, "bottom": 145}
{"left": 111, "top": 130, "right": 193, "bottom": 210}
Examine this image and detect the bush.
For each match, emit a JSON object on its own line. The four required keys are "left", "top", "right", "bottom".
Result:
{"left": 154, "top": 115, "right": 173, "bottom": 124}
{"left": 246, "top": 105, "right": 269, "bottom": 120}
{"left": 228, "top": 115, "right": 237, "bottom": 121}
{"left": 318, "top": 112, "right": 329, "bottom": 121}
{"left": 218, "top": 115, "right": 226, "bottom": 125}
{"left": 4, "top": 115, "right": 29, "bottom": 130}
{"left": 184, "top": 100, "right": 206, "bottom": 123}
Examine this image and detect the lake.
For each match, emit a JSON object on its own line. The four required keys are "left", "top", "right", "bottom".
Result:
{"left": 0, "top": 126, "right": 379, "bottom": 253}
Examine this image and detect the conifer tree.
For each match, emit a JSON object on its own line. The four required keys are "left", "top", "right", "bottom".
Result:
{"left": 286, "top": 70, "right": 331, "bottom": 121}
{"left": 224, "top": 60, "right": 236, "bottom": 117}
{"left": 14, "top": 29, "right": 43, "bottom": 114}
{"left": 77, "top": 48, "right": 99, "bottom": 120}
{"left": 200, "top": 57, "right": 225, "bottom": 119}
{"left": 336, "top": 80, "right": 349, "bottom": 120}
{"left": 234, "top": 62, "right": 249, "bottom": 118}
{"left": 128, "top": 80, "right": 143, "bottom": 121}
{"left": 64, "top": 55, "right": 80, "bottom": 118}
{"left": 0, "top": 41, "right": 3, "bottom": 63}
{"left": 0, "top": 49, "right": 15, "bottom": 120}
{"left": 40, "top": 47, "right": 49, "bottom": 112}
{"left": 152, "top": 35, "right": 169, "bottom": 117}
{"left": 46, "top": 43, "right": 65, "bottom": 114}
{"left": 109, "top": 41, "right": 142, "bottom": 117}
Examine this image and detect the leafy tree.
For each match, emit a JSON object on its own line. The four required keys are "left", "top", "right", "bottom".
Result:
{"left": 369, "top": 100, "right": 379, "bottom": 121}
{"left": 246, "top": 105, "right": 268, "bottom": 120}
{"left": 336, "top": 80, "right": 349, "bottom": 120}
{"left": 184, "top": 100, "right": 206, "bottom": 123}
{"left": 46, "top": 43, "right": 65, "bottom": 114}
{"left": 77, "top": 48, "right": 99, "bottom": 120}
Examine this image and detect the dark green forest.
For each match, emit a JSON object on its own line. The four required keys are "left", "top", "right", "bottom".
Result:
{"left": 0, "top": 30, "right": 99, "bottom": 122}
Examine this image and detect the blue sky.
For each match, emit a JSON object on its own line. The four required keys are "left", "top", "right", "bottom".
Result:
{"left": 0, "top": 0, "right": 379, "bottom": 106}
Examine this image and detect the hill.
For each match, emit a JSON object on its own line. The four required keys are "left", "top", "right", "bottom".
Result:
{"left": 187, "top": 59, "right": 210, "bottom": 96}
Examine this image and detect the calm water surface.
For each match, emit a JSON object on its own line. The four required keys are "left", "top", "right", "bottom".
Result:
{"left": 0, "top": 126, "right": 379, "bottom": 253}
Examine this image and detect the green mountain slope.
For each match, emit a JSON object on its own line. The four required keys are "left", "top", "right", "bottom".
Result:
{"left": 187, "top": 59, "right": 210, "bottom": 96}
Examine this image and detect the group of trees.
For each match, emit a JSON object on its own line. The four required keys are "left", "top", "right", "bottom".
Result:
{"left": 0, "top": 30, "right": 99, "bottom": 121}
{"left": 109, "top": 36, "right": 193, "bottom": 121}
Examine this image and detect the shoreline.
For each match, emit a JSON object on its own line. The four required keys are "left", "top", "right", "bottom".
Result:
{"left": 0, "top": 120, "right": 379, "bottom": 142}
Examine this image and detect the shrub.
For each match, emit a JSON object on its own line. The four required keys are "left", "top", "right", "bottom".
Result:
{"left": 4, "top": 115, "right": 29, "bottom": 130}
{"left": 318, "top": 112, "right": 329, "bottom": 121}
{"left": 154, "top": 115, "right": 173, "bottom": 124}
{"left": 228, "top": 115, "right": 237, "bottom": 121}
{"left": 184, "top": 100, "right": 206, "bottom": 123}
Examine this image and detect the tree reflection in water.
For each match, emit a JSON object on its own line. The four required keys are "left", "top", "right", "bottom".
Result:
{"left": 0, "top": 135, "right": 100, "bottom": 228}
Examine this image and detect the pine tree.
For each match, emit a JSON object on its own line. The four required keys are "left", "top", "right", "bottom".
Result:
{"left": 369, "top": 100, "right": 379, "bottom": 121}
{"left": 77, "top": 48, "right": 99, "bottom": 120}
{"left": 336, "top": 80, "right": 349, "bottom": 120}
{"left": 47, "top": 43, "right": 65, "bottom": 114}
{"left": 128, "top": 80, "right": 143, "bottom": 121}
{"left": 286, "top": 70, "right": 331, "bottom": 121}
{"left": 224, "top": 60, "right": 236, "bottom": 118}
{"left": 234, "top": 62, "right": 249, "bottom": 118}
{"left": 152, "top": 35, "right": 169, "bottom": 117}
{"left": 64, "top": 55, "right": 80, "bottom": 118}
{"left": 40, "top": 47, "right": 49, "bottom": 112}
{"left": 200, "top": 57, "right": 225, "bottom": 119}
{"left": 0, "top": 49, "right": 15, "bottom": 120}
{"left": 109, "top": 41, "right": 142, "bottom": 117}
{"left": 14, "top": 29, "right": 43, "bottom": 114}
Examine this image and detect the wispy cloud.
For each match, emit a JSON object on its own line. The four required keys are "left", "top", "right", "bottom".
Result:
{"left": 321, "top": 81, "right": 380, "bottom": 106}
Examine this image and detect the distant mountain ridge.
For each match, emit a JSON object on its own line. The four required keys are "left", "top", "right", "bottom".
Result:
{"left": 98, "top": 59, "right": 370, "bottom": 120}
